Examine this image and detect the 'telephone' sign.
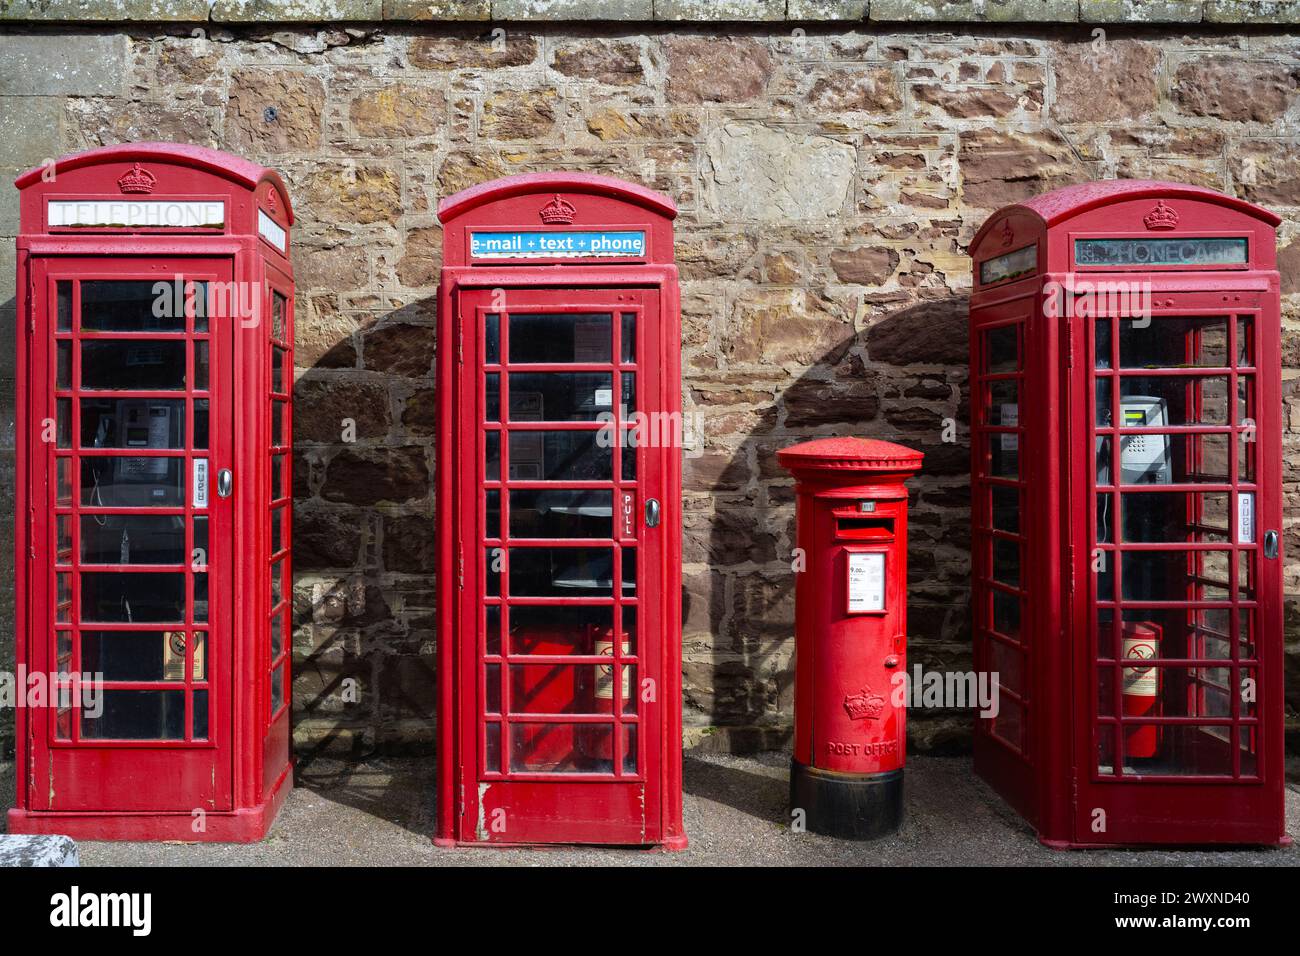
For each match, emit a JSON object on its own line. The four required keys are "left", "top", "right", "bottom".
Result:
{"left": 471, "top": 230, "right": 646, "bottom": 260}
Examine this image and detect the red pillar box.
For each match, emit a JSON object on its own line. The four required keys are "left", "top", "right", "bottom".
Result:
{"left": 777, "top": 438, "right": 923, "bottom": 839}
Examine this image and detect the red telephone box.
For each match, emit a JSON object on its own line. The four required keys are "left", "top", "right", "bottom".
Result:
{"left": 435, "top": 173, "right": 685, "bottom": 848}
{"left": 8, "top": 143, "right": 295, "bottom": 842}
{"left": 968, "top": 180, "right": 1287, "bottom": 846}
{"left": 778, "top": 438, "right": 923, "bottom": 839}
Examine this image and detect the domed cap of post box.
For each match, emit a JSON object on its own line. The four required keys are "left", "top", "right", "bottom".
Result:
{"left": 776, "top": 437, "right": 924, "bottom": 480}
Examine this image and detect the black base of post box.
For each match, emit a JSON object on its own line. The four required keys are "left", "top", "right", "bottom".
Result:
{"left": 789, "top": 760, "right": 903, "bottom": 840}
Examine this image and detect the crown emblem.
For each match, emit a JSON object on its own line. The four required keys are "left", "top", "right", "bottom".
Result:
{"left": 117, "top": 163, "right": 157, "bottom": 194}
{"left": 265, "top": 189, "right": 278, "bottom": 213}
{"left": 539, "top": 194, "right": 576, "bottom": 225}
{"left": 999, "top": 219, "right": 1015, "bottom": 247}
{"left": 1143, "top": 199, "right": 1178, "bottom": 231}
{"left": 843, "top": 686, "right": 885, "bottom": 722}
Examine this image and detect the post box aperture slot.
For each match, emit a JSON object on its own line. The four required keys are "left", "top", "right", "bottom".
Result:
{"left": 835, "top": 517, "right": 895, "bottom": 541}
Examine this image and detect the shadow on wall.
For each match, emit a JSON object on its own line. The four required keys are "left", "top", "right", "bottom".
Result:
{"left": 290, "top": 297, "right": 440, "bottom": 768}
{"left": 691, "top": 292, "right": 977, "bottom": 758}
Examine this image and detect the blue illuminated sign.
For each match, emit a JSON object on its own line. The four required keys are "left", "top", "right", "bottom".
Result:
{"left": 471, "top": 230, "right": 646, "bottom": 259}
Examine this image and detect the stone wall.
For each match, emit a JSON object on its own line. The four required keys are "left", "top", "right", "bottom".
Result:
{"left": 1, "top": 13, "right": 1298, "bottom": 760}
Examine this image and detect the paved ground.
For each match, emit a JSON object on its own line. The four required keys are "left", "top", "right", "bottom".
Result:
{"left": 2, "top": 753, "right": 1297, "bottom": 866}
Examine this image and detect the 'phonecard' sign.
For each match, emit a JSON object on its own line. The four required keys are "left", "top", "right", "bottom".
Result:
{"left": 471, "top": 230, "right": 646, "bottom": 259}
{"left": 847, "top": 552, "right": 886, "bottom": 613}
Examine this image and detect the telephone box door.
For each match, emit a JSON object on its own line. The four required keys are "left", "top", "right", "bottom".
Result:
{"left": 455, "top": 286, "right": 664, "bottom": 844}
{"left": 1071, "top": 286, "right": 1283, "bottom": 842}
{"left": 26, "top": 256, "right": 234, "bottom": 813}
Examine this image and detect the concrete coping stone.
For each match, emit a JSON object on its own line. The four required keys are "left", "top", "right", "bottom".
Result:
{"left": 4, "top": 1, "right": 1287, "bottom": 28}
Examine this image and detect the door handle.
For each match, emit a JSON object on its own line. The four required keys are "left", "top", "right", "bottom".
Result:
{"left": 644, "top": 498, "right": 660, "bottom": 528}
{"left": 1263, "top": 530, "right": 1279, "bottom": 560}
{"left": 217, "top": 469, "right": 233, "bottom": 499}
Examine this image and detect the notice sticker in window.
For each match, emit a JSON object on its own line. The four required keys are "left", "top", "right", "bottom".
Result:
{"left": 847, "top": 552, "right": 886, "bottom": 613}
{"left": 1238, "top": 492, "right": 1255, "bottom": 544}
{"left": 193, "top": 458, "right": 209, "bottom": 509}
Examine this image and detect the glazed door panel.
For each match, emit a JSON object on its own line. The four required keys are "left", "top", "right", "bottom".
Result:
{"left": 1070, "top": 286, "right": 1283, "bottom": 843}
{"left": 27, "top": 257, "right": 234, "bottom": 813}
{"left": 455, "top": 287, "right": 664, "bottom": 844}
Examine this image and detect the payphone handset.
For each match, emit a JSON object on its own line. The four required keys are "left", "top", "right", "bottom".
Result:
{"left": 1117, "top": 397, "right": 1172, "bottom": 485}
{"left": 89, "top": 401, "right": 181, "bottom": 507}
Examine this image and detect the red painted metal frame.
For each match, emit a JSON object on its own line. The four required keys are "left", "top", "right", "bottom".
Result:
{"left": 9, "top": 144, "right": 294, "bottom": 842}
{"left": 436, "top": 173, "right": 684, "bottom": 848}
{"left": 969, "top": 180, "right": 1287, "bottom": 847}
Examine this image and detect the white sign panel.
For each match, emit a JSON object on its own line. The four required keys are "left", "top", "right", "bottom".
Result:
{"left": 1238, "top": 492, "right": 1255, "bottom": 544}
{"left": 49, "top": 200, "right": 225, "bottom": 229}
{"left": 847, "top": 552, "right": 886, "bottom": 613}
{"left": 258, "top": 209, "right": 287, "bottom": 251}
{"left": 193, "top": 458, "right": 209, "bottom": 509}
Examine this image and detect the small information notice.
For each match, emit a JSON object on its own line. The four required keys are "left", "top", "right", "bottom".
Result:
{"left": 193, "top": 458, "right": 209, "bottom": 509}
{"left": 847, "top": 552, "right": 886, "bottom": 613}
{"left": 1238, "top": 492, "right": 1255, "bottom": 544}
{"left": 471, "top": 230, "right": 646, "bottom": 259}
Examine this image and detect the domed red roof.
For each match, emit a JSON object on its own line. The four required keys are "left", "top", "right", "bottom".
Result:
{"left": 776, "top": 437, "right": 924, "bottom": 474}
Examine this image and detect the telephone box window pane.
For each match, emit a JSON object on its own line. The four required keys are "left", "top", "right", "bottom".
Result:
{"left": 510, "top": 722, "right": 613, "bottom": 774}
{"left": 1118, "top": 376, "right": 1229, "bottom": 427}
{"left": 1094, "top": 319, "right": 1112, "bottom": 369}
{"left": 485, "top": 722, "right": 502, "bottom": 771}
{"left": 510, "top": 489, "right": 613, "bottom": 539}
{"left": 272, "top": 293, "right": 286, "bottom": 341}
{"left": 622, "top": 725, "right": 637, "bottom": 774}
{"left": 191, "top": 631, "right": 206, "bottom": 680}
{"left": 271, "top": 506, "right": 284, "bottom": 554}
{"left": 194, "top": 399, "right": 209, "bottom": 450}
{"left": 81, "top": 515, "right": 186, "bottom": 565}
{"left": 56, "top": 280, "right": 72, "bottom": 332}
{"left": 1121, "top": 550, "right": 1230, "bottom": 603}
{"left": 81, "top": 457, "right": 184, "bottom": 507}
{"left": 57, "top": 458, "right": 72, "bottom": 505}
{"left": 509, "top": 373, "right": 613, "bottom": 422}
{"left": 990, "top": 695, "right": 1023, "bottom": 750}
{"left": 56, "top": 341, "right": 71, "bottom": 389}
{"left": 985, "top": 379, "right": 1018, "bottom": 425}
{"left": 509, "top": 431, "right": 611, "bottom": 481}
{"left": 1096, "top": 493, "right": 1114, "bottom": 543}
{"left": 485, "top": 432, "right": 500, "bottom": 481}
{"left": 56, "top": 631, "right": 72, "bottom": 671}
{"left": 509, "top": 605, "right": 615, "bottom": 654}
{"left": 1237, "top": 376, "right": 1254, "bottom": 426}
{"left": 81, "top": 630, "right": 179, "bottom": 681}
{"left": 509, "top": 664, "right": 616, "bottom": 716}
{"left": 81, "top": 399, "right": 185, "bottom": 449}
{"left": 1237, "top": 317, "right": 1254, "bottom": 367}
{"left": 272, "top": 400, "right": 286, "bottom": 445}
{"left": 485, "top": 663, "right": 501, "bottom": 714}
{"left": 1119, "top": 316, "right": 1229, "bottom": 369}
{"left": 195, "top": 340, "right": 210, "bottom": 391}
{"left": 622, "top": 547, "right": 636, "bottom": 596}
{"left": 56, "top": 573, "right": 72, "bottom": 622}
{"left": 56, "top": 399, "right": 71, "bottom": 447}
{"left": 509, "top": 313, "right": 611, "bottom": 363}
{"left": 1121, "top": 491, "right": 1230, "bottom": 544}
{"left": 621, "top": 436, "right": 636, "bottom": 481}
{"left": 81, "top": 281, "right": 186, "bottom": 333}
{"left": 1117, "top": 433, "right": 1230, "bottom": 485}
{"left": 621, "top": 312, "right": 636, "bottom": 363}
{"left": 621, "top": 373, "right": 636, "bottom": 413}
{"left": 985, "top": 434, "right": 1018, "bottom": 479}
{"left": 983, "top": 325, "right": 1019, "bottom": 374}
{"left": 486, "top": 489, "right": 501, "bottom": 539}
{"left": 485, "top": 314, "right": 500, "bottom": 364}
{"left": 271, "top": 613, "right": 284, "bottom": 658}
{"left": 1119, "top": 607, "right": 1232, "bottom": 660}
{"left": 992, "top": 538, "right": 1020, "bottom": 588}
{"left": 1097, "top": 608, "right": 1116, "bottom": 660}
{"left": 82, "top": 341, "right": 186, "bottom": 390}
{"left": 990, "top": 640, "right": 1024, "bottom": 696}
{"left": 195, "top": 572, "right": 209, "bottom": 623}
{"left": 485, "top": 373, "right": 500, "bottom": 421}
{"left": 193, "top": 689, "right": 209, "bottom": 740}
{"left": 1121, "top": 725, "right": 1234, "bottom": 776}
{"left": 271, "top": 453, "right": 285, "bottom": 500}
{"left": 1238, "top": 437, "right": 1255, "bottom": 483}
{"left": 270, "top": 559, "right": 283, "bottom": 606}
{"left": 1095, "top": 377, "right": 1112, "bottom": 427}
{"left": 271, "top": 663, "right": 285, "bottom": 717}
{"left": 620, "top": 605, "right": 638, "bottom": 657}
{"left": 510, "top": 547, "right": 613, "bottom": 597}
{"left": 992, "top": 590, "right": 1021, "bottom": 640}
{"left": 57, "top": 516, "right": 73, "bottom": 563}
{"left": 485, "top": 548, "right": 501, "bottom": 596}
{"left": 272, "top": 346, "right": 286, "bottom": 393}
{"left": 82, "top": 690, "right": 185, "bottom": 740}
{"left": 193, "top": 282, "right": 209, "bottom": 334}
